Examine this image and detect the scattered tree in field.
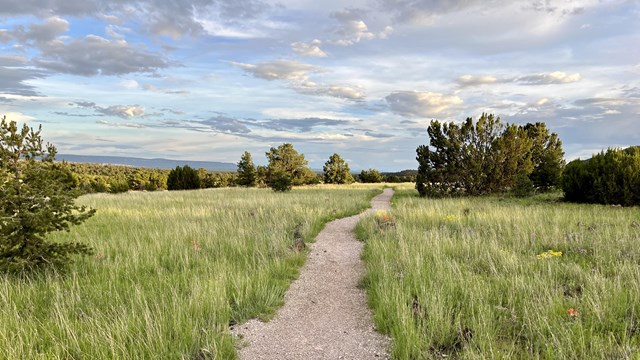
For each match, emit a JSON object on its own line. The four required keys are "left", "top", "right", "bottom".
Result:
{"left": 255, "top": 165, "right": 268, "bottom": 187}
{"left": 236, "top": 151, "right": 256, "bottom": 187}
{"left": 265, "top": 143, "right": 314, "bottom": 191}
{"left": 563, "top": 147, "right": 640, "bottom": 206}
{"left": 359, "top": 168, "right": 383, "bottom": 183}
{"left": 0, "top": 117, "right": 95, "bottom": 273}
{"left": 167, "top": 165, "right": 201, "bottom": 190}
{"left": 415, "top": 114, "right": 565, "bottom": 197}
{"left": 323, "top": 153, "right": 354, "bottom": 184}
{"left": 524, "top": 123, "right": 565, "bottom": 191}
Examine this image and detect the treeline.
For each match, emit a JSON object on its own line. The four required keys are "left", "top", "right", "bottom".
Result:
{"left": 68, "top": 162, "right": 237, "bottom": 193}
{"left": 563, "top": 147, "right": 640, "bottom": 206}
{"left": 416, "top": 113, "right": 564, "bottom": 197}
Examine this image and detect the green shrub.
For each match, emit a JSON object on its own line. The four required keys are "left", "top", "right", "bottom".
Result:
{"left": 562, "top": 147, "right": 640, "bottom": 206}
{"left": 167, "top": 165, "right": 201, "bottom": 190}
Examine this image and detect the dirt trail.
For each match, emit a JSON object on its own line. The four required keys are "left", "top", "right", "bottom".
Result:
{"left": 233, "top": 188, "right": 393, "bottom": 360}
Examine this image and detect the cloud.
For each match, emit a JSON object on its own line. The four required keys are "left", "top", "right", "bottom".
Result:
{"left": 330, "top": 10, "right": 376, "bottom": 46}
{"left": 142, "top": 84, "right": 190, "bottom": 94}
{"left": 456, "top": 74, "right": 500, "bottom": 87}
{"left": 378, "top": 25, "right": 394, "bottom": 39}
{"left": 517, "top": 71, "right": 582, "bottom": 85}
{"left": 574, "top": 98, "right": 628, "bottom": 107}
{"left": 232, "top": 59, "right": 365, "bottom": 100}
{"left": 385, "top": 91, "right": 463, "bottom": 117}
{"left": 120, "top": 79, "right": 139, "bottom": 89}
{"left": 0, "top": 56, "right": 48, "bottom": 96}
{"left": 291, "top": 39, "right": 327, "bottom": 57}
{"left": 297, "top": 83, "right": 366, "bottom": 101}
{"left": 378, "top": 0, "right": 597, "bottom": 25}
{"left": 33, "top": 35, "right": 170, "bottom": 76}
{"left": 231, "top": 60, "right": 316, "bottom": 81}
{"left": 72, "top": 101, "right": 145, "bottom": 117}
{"left": 0, "top": 17, "right": 69, "bottom": 45}
{"left": 0, "top": 0, "right": 273, "bottom": 39}
{"left": 96, "top": 120, "right": 146, "bottom": 128}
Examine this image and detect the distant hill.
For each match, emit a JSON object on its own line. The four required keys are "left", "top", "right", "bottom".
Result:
{"left": 57, "top": 154, "right": 237, "bottom": 171}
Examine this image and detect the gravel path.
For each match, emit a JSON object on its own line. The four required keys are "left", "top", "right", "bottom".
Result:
{"left": 232, "top": 188, "right": 394, "bottom": 360}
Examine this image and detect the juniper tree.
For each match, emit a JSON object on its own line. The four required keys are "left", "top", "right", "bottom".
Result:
{"left": 323, "top": 153, "right": 354, "bottom": 184}
{"left": 0, "top": 117, "right": 95, "bottom": 273}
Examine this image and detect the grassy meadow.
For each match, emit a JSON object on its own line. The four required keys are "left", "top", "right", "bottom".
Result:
{"left": 359, "top": 189, "right": 640, "bottom": 359}
{"left": 0, "top": 185, "right": 381, "bottom": 359}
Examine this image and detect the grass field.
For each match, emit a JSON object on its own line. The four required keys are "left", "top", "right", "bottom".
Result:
{"left": 0, "top": 185, "right": 381, "bottom": 359}
{"left": 358, "top": 189, "right": 640, "bottom": 359}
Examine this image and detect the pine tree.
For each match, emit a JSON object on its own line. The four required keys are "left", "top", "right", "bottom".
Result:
{"left": 0, "top": 117, "right": 95, "bottom": 273}
{"left": 236, "top": 151, "right": 256, "bottom": 187}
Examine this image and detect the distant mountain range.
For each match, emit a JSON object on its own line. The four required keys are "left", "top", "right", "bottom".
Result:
{"left": 57, "top": 154, "right": 237, "bottom": 171}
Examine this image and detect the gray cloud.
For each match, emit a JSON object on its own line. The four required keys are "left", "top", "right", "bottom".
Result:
{"left": 196, "top": 116, "right": 252, "bottom": 134}
{"left": 573, "top": 98, "right": 628, "bottom": 107}
{"left": 0, "top": 56, "right": 48, "bottom": 96}
{"left": 0, "top": 0, "right": 271, "bottom": 38}
{"left": 72, "top": 101, "right": 145, "bottom": 117}
{"left": 1, "top": 17, "right": 69, "bottom": 45}
{"left": 386, "top": 90, "right": 463, "bottom": 117}
{"left": 516, "top": 71, "right": 582, "bottom": 85}
{"left": 33, "top": 35, "right": 169, "bottom": 76}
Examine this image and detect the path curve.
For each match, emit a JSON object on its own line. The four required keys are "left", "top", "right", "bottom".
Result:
{"left": 233, "top": 188, "right": 393, "bottom": 360}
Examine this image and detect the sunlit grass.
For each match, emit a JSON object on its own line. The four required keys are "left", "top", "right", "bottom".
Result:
{"left": 358, "top": 190, "right": 640, "bottom": 359}
{"left": 0, "top": 186, "right": 381, "bottom": 359}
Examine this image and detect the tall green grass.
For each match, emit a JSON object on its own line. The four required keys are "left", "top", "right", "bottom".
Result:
{"left": 358, "top": 190, "right": 640, "bottom": 359}
{"left": 0, "top": 186, "right": 380, "bottom": 359}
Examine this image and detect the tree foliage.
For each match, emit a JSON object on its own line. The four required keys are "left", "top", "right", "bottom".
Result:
{"left": 323, "top": 153, "right": 354, "bottom": 184}
{"left": 562, "top": 147, "right": 640, "bottom": 206}
{"left": 358, "top": 168, "right": 384, "bottom": 183}
{"left": 416, "top": 114, "right": 565, "bottom": 197}
{"left": 167, "top": 165, "right": 201, "bottom": 190}
{"left": 236, "top": 151, "right": 256, "bottom": 187}
{"left": 0, "top": 117, "right": 95, "bottom": 273}
{"left": 265, "top": 143, "right": 315, "bottom": 191}
{"left": 524, "top": 123, "right": 565, "bottom": 190}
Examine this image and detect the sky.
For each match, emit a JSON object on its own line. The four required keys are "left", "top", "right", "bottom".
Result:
{"left": 0, "top": 0, "right": 638, "bottom": 171}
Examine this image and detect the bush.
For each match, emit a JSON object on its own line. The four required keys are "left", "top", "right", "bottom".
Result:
{"left": 562, "top": 147, "right": 640, "bottom": 206}
{"left": 512, "top": 172, "right": 535, "bottom": 197}
{"left": 268, "top": 169, "right": 292, "bottom": 192}
{"left": 167, "top": 165, "right": 201, "bottom": 190}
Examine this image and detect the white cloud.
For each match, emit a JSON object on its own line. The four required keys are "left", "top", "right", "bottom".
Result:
{"left": 0, "top": 111, "right": 35, "bottom": 123}
{"left": 385, "top": 91, "right": 463, "bottom": 117}
{"left": 456, "top": 74, "right": 499, "bottom": 87}
{"left": 119, "top": 79, "right": 139, "bottom": 89}
{"left": 291, "top": 39, "right": 327, "bottom": 57}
